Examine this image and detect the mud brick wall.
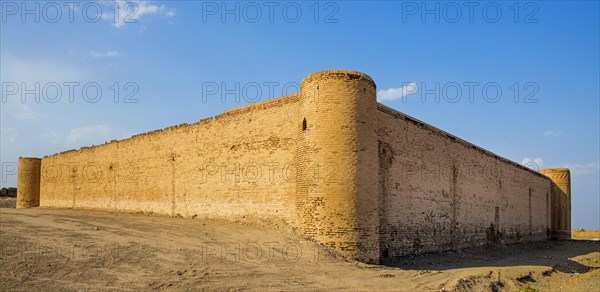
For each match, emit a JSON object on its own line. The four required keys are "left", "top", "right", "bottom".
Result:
{"left": 376, "top": 104, "right": 553, "bottom": 260}
{"left": 295, "top": 70, "right": 380, "bottom": 263}
{"left": 40, "top": 95, "right": 299, "bottom": 222}
{"left": 20, "top": 69, "right": 568, "bottom": 264}
{"left": 16, "top": 157, "right": 41, "bottom": 208}
{"left": 539, "top": 168, "right": 571, "bottom": 239}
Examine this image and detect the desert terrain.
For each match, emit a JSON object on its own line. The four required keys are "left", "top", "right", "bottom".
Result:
{"left": 572, "top": 230, "right": 600, "bottom": 241}
{"left": 1, "top": 203, "right": 598, "bottom": 291}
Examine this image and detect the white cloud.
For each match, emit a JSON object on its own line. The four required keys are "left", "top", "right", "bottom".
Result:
{"left": 377, "top": 82, "right": 418, "bottom": 101}
{"left": 560, "top": 162, "right": 600, "bottom": 176}
{"left": 543, "top": 130, "right": 563, "bottom": 137}
{"left": 42, "top": 126, "right": 123, "bottom": 147}
{"left": 41, "top": 131, "right": 63, "bottom": 145}
{"left": 1, "top": 53, "right": 83, "bottom": 84}
{"left": 1, "top": 53, "right": 85, "bottom": 121}
{"left": 0, "top": 127, "right": 19, "bottom": 143}
{"left": 13, "top": 104, "right": 37, "bottom": 120}
{"left": 105, "top": 1, "right": 175, "bottom": 29}
{"left": 90, "top": 50, "right": 120, "bottom": 58}
{"left": 66, "top": 125, "right": 112, "bottom": 146}
{"left": 522, "top": 157, "right": 544, "bottom": 170}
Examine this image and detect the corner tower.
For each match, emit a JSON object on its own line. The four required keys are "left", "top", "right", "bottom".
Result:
{"left": 295, "top": 70, "right": 379, "bottom": 263}
{"left": 17, "top": 157, "right": 42, "bottom": 208}
{"left": 539, "top": 168, "right": 571, "bottom": 239}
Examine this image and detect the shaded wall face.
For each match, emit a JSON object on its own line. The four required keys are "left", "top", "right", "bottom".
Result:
{"left": 40, "top": 97, "right": 299, "bottom": 222}
{"left": 550, "top": 183, "right": 570, "bottom": 238}
{"left": 376, "top": 107, "right": 552, "bottom": 260}
{"left": 539, "top": 169, "right": 571, "bottom": 239}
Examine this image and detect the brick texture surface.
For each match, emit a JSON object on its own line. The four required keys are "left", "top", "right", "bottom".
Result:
{"left": 18, "top": 70, "right": 570, "bottom": 264}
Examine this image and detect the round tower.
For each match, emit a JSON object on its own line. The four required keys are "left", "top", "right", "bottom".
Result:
{"left": 17, "top": 157, "right": 42, "bottom": 208}
{"left": 296, "top": 70, "right": 379, "bottom": 263}
{"left": 539, "top": 168, "right": 571, "bottom": 239}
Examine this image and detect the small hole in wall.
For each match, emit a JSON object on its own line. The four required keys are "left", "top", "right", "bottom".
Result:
{"left": 302, "top": 118, "right": 307, "bottom": 131}
{"left": 382, "top": 248, "right": 389, "bottom": 258}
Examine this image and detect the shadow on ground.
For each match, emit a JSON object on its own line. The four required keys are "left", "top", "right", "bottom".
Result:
{"left": 383, "top": 240, "right": 600, "bottom": 274}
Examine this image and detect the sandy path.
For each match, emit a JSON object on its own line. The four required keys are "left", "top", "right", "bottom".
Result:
{"left": 1, "top": 208, "right": 598, "bottom": 291}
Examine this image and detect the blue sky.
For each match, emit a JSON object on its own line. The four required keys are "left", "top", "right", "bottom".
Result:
{"left": 1, "top": 1, "right": 598, "bottom": 229}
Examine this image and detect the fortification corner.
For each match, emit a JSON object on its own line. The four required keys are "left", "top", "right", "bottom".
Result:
{"left": 16, "top": 157, "right": 42, "bottom": 208}
{"left": 539, "top": 168, "right": 571, "bottom": 240}
{"left": 295, "top": 70, "right": 380, "bottom": 263}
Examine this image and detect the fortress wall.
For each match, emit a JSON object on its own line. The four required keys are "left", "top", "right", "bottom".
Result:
{"left": 376, "top": 105, "right": 552, "bottom": 259}
{"left": 40, "top": 95, "right": 299, "bottom": 222}
{"left": 19, "top": 69, "right": 570, "bottom": 264}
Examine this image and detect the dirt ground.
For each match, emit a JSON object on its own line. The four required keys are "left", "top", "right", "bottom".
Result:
{"left": 572, "top": 230, "right": 600, "bottom": 241}
{"left": 1, "top": 206, "right": 598, "bottom": 291}
{"left": 0, "top": 198, "right": 16, "bottom": 208}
